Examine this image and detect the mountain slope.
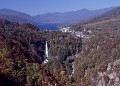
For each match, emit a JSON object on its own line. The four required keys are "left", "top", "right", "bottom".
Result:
{"left": 69, "top": 6, "right": 120, "bottom": 25}
{"left": 0, "top": 9, "right": 37, "bottom": 24}
{"left": 0, "top": 33, "right": 60, "bottom": 86}
{"left": 0, "top": 19, "right": 82, "bottom": 85}
{"left": 79, "top": 6, "right": 120, "bottom": 33}
{"left": 34, "top": 7, "right": 115, "bottom": 24}
{"left": 60, "top": 6, "right": 120, "bottom": 33}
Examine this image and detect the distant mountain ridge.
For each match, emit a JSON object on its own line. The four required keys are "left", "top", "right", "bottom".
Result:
{"left": 60, "top": 6, "right": 120, "bottom": 35}
{"left": 75, "top": 6, "right": 120, "bottom": 25}
{"left": 0, "top": 7, "right": 115, "bottom": 29}
{"left": 0, "top": 9, "right": 38, "bottom": 24}
{"left": 69, "top": 6, "right": 120, "bottom": 28}
{"left": 34, "top": 7, "right": 115, "bottom": 24}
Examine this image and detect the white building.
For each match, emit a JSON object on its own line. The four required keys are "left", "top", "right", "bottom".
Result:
{"left": 61, "top": 27, "right": 70, "bottom": 32}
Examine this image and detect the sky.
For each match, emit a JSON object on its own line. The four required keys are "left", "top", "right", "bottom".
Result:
{"left": 0, "top": 0, "right": 120, "bottom": 16}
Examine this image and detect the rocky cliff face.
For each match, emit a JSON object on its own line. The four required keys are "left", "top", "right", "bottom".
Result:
{"left": 97, "top": 59, "right": 120, "bottom": 86}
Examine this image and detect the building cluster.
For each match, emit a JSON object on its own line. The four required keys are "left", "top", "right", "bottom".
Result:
{"left": 60, "top": 27, "right": 92, "bottom": 39}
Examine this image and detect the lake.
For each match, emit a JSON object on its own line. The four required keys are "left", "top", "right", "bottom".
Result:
{"left": 36, "top": 23, "right": 64, "bottom": 30}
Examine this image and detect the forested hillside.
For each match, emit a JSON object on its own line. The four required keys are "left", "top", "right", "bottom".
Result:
{"left": 0, "top": 0, "right": 120, "bottom": 86}
{"left": 0, "top": 19, "right": 82, "bottom": 85}
{"left": 0, "top": 6, "right": 120, "bottom": 86}
{"left": 74, "top": 35, "right": 120, "bottom": 85}
{"left": 58, "top": 6, "right": 120, "bottom": 86}
{"left": 0, "top": 33, "right": 63, "bottom": 86}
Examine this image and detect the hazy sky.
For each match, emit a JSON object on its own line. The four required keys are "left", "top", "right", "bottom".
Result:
{"left": 0, "top": 0, "right": 120, "bottom": 16}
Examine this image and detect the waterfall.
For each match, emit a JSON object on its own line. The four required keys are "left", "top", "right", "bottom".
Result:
{"left": 45, "top": 41, "right": 49, "bottom": 58}
{"left": 71, "top": 62, "right": 74, "bottom": 75}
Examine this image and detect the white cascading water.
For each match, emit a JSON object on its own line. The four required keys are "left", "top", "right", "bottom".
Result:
{"left": 71, "top": 62, "right": 74, "bottom": 75}
{"left": 44, "top": 41, "right": 49, "bottom": 64}
{"left": 45, "top": 41, "right": 49, "bottom": 58}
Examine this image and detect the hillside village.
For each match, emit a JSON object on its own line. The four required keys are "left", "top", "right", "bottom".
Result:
{"left": 60, "top": 26, "right": 92, "bottom": 39}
